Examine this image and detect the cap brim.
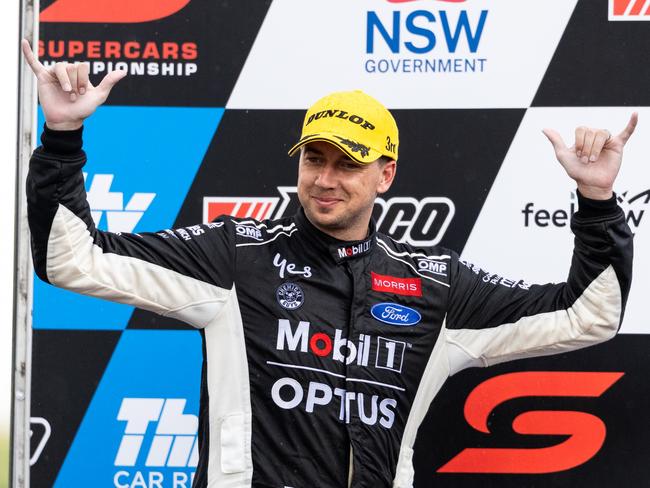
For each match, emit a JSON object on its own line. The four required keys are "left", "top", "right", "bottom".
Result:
{"left": 288, "top": 132, "right": 383, "bottom": 165}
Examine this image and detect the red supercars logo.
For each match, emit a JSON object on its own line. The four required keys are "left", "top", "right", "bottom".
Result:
{"left": 203, "top": 187, "right": 295, "bottom": 223}
{"left": 40, "top": 0, "right": 191, "bottom": 23}
{"left": 609, "top": 0, "right": 650, "bottom": 20}
{"left": 204, "top": 197, "right": 280, "bottom": 222}
{"left": 371, "top": 272, "right": 422, "bottom": 297}
{"left": 438, "top": 371, "right": 623, "bottom": 474}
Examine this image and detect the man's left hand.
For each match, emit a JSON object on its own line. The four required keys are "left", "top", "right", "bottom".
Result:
{"left": 543, "top": 113, "right": 638, "bottom": 200}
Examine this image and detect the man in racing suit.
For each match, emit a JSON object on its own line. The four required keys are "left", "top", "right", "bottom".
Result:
{"left": 23, "top": 41, "right": 635, "bottom": 488}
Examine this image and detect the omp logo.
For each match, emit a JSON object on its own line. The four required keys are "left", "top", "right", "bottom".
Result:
{"left": 84, "top": 173, "right": 155, "bottom": 233}
{"left": 235, "top": 224, "right": 263, "bottom": 241}
{"left": 115, "top": 398, "right": 198, "bottom": 468}
{"left": 40, "top": 0, "right": 191, "bottom": 23}
{"left": 609, "top": 0, "right": 650, "bottom": 20}
{"left": 522, "top": 189, "right": 649, "bottom": 234}
{"left": 417, "top": 258, "right": 448, "bottom": 276}
{"left": 204, "top": 188, "right": 454, "bottom": 246}
{"left": 437, "top": 372, "right": 623, "bottom": 474}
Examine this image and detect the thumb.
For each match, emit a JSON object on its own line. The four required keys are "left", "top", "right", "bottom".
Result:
{"left": 97, "top": 69, "right": 127, "bottom": 94}
{"left": 616, "top": 112, "right": 638, "bottom": 146}
{"left": 542, "top": 128, "right": 567, "bottom": 153}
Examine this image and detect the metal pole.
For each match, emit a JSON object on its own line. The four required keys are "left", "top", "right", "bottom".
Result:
{"left": 12, "top": 0, "right": 38, "bottom": 486}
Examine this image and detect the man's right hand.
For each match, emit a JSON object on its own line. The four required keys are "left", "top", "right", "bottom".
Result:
{"left": 22, "top": 39, "right": 126, "bottom": 131}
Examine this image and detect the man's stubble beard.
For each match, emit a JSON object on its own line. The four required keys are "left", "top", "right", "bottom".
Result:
{"left": 304, "top": 203, "right": 373, "bottom": 239}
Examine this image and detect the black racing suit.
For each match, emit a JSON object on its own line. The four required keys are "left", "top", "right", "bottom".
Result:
{"left": 27, "top": 126, "right": 633, "bottom": 488}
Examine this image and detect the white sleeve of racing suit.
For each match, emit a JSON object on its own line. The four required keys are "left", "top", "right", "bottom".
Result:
{"left": 27, "top": 125, "right": 236, "bottom": 329}
{"left": 444, "top": 192, "right": 633, "bottom": 375}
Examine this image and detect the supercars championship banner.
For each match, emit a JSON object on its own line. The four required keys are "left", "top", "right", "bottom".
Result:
{"left": 30, "top": 0, "right": 649, "bottom": 486}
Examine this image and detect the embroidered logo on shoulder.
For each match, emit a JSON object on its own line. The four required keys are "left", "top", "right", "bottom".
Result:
{"left": 371, "top": 303, "right": 421, "bottom": 327}
{"left": 277, "top": 283, "right": 305, "bottom": 310}
{"left": 235, "top": 223, "right": 264, "bottom": 241}
{"left": 417, "top": 258, "right": 448, "bottom": 277}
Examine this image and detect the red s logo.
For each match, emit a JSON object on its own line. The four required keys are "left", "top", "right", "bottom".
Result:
{"left": 437, "top": 371, "right": 623, "bottom": 474}
{"left": 40, "top": 0, "right": 191, "bottom": 23}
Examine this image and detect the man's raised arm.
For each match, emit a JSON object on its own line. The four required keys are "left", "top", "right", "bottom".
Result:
{"left": 23, "top": 40, "right": 235, "bottom": 329}
{"left": 444, "top": 116, "right": 637, "bottom": 374}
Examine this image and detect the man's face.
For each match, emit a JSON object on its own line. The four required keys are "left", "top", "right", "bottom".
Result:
{"left": 297, "top": 141, "right": 396, "bottom": 241}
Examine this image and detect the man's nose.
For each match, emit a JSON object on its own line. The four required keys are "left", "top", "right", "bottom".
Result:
{"left": 314, "top": 162, "right": 337, "bottom": 188}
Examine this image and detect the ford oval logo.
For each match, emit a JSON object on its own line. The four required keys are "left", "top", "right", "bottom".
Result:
{"left": 371, "top": 303, "right": 421, "bottom": 326}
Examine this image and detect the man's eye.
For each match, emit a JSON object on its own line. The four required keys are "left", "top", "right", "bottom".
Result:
{"left": 341, "top": 162, "right": 360, "bottom": 170}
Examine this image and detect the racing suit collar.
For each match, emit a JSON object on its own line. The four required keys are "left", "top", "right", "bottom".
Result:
{"left": 295, "top": 207, "right": 377, "bottom": 264}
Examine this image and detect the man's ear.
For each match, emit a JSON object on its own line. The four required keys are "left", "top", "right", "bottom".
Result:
{"left": 377, "top": 160, "right": 397, "bottom": 195}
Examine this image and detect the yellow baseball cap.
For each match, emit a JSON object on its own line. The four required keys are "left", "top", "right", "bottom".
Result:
{"left": 288, "top": 90, "right": 399, "bottom": 164}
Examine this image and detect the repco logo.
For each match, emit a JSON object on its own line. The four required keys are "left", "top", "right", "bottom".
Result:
{"left": 437, "top": 371, "right": 623, "bottom": 474}
{"left": 374, "top": 196, "right": 455, "bottom": 246}
{"left": 40, "top": 0, "right": 190, "bottom": 23}
{"left": 203, "top": 188, "right": 455, "bottom": 247}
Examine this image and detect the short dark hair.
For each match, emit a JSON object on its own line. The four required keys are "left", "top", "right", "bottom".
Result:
{"left": 377, "top": 155, "right": 394, "bottom": 166}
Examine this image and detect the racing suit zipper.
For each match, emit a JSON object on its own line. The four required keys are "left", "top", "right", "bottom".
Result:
{"left": 348, "top": 443, "right": 354, "bottom": 487}
{"left": 345, "top": 261, "right": 356, "bottom": 487}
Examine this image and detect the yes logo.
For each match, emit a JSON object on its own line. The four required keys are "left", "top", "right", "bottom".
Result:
{"left": 40, "top": 0, "right": 191, "bottom": 23}
{"left": 273, "top": 253, "right": 312, "bottom": 279}
{"left": 438, "top": 371, "right": 623, "bottom": 474}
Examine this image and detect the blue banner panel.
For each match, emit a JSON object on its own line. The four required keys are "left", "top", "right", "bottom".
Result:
{"left": 33, "top": 106, "right": 223, "bottom": 330}
{"left": 53, "top": 330, "right": 202, "bottom": 487}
